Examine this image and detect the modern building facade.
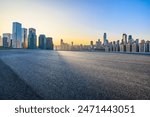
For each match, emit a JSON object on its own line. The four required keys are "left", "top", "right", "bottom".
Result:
{"left": 3, "top": 33, "right": 12, "bottom": 48}
{"left": 120, "top": 44, "right": 126, "bottom": 52}
{"left": 145, "top": 41, "right": 150, "bottom": 52}
{"left": 109, "top": 42, "right": 113, "bottom": 52}
{"left": 132, "top": 43, "right": 139, "bottom": 52}
{"left": 116, "top": 40, "right": 120, "bottom": 52}
{"left": 126, "top": 44, "right": 132, "bottom": 52}
{"left": 46, "top": 37, "right": 53, "bottom": 50}
{"left": 28, "top": 28, "right": 37, "bottom": 49}
{"left": 103, "top": 33, "right": 108, "bottom": 46}
{"left": 22, "top": 28, "right": 28, "bottom": 48}
{"left": 128, "top": 35, "right": 133, "bottom": 44}
{"left": 90, "top": 41, "right": 94, "bottom": 50}
{"left": 139, "top": 40, "right": 145, "bottom": 52}
{"left": 3, "top": 37, "right": 8, "bottom": 48}
{"left": 39, "top": 34, "right": 46, "bottom": 49}
{"left": 135, "top": 39, "right": 139, "bottom": 45}
{"left": 122, "top": 33, "right": 127, "bottom": 44}
{"left": 12, "top": 22, "right": 22, "bottom": 48}
{"left": 112, "top": 41, "right": 116, "bottom": 51}
{"left": 60, "top": 39, "right": 70, "bottom": 50}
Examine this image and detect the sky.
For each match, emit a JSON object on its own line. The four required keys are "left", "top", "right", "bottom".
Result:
{"left": 0, "top": 0, "right": 150, "bottom": 45}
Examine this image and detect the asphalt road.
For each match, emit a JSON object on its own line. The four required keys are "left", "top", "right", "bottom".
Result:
{"left": 0, "top": 49, "right": 150, "bottom": 100}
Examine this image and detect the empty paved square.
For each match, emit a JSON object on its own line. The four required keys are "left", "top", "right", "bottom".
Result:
{"left": 0, "top": 49, "right": 150, "bottom": 99}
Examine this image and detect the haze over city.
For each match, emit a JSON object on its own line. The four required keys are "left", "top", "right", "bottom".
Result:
{"left": 0, "top": 0, "right": 150, "bottom": 45}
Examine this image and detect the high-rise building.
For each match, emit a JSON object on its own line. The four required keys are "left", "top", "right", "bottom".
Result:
{"left": 116, "top": 40, "right": 120, "bottom": 52}
{"left": 128, "top": 35, "right": 133, "bottom": 44}
{"left": 103, "top": 33, "right": 108, "bottom": 45}
{"left": 46, "top": 37, "right": 53, "bottom": 50}
{"left": 39, "top": 34, "right": 46, "bottom": 49}
{"left": 125, "top": 35, "right": 133, "bottom": 52}
{"left": 145, "top": 41, "right": 150, "bottom": 52}
{"left": 122, "top": 33, "right": 127, "bottom": 44}
{"left": 109, "top": 42, "right": 113, "bottom": 52}
{"left": 22, "top": 28, "right": 28, "bottom": 48}
{"left": 12, "top": 22, "right": 22, "bottom": 48}
{"left": 139, "top": 40, "right": 145, "bottom": 52}
{"left": 60, "top": 39, "right": 69, "bottom": 50}
{"left": 28, "top": 28, "right": 37, "bottom": 49}
{"left": 3, "top": 37, "right": 8, "bottom": 48}
{"left": 3, "top": 33, "right": 12, "bottom": 47}
{"left": 120, "top": 44, "right": 126, "bottom": 52}
{"left": 132, "top": 43, "right": 139, "bottom": 52}
{"left": 126, "top": 44, "right": 132, "bottom": 52}
{"left": 0, "top": 36, "right": 2, "bottom": 47}
{"left": 112, "top": 41, "right": 116, "bottom": 51}
{"left": 90, "top": 41, "right": 93, "bottom": 46}
{"left": 135, "top": 39, "right": 139, "bottom": 45}
{"left": 96, "top": 39, "right": 101, "bottom": 46}
{"left": 95, "top": 39, "right": 105, "bottom": 51}
{"left": 90, "top": 41, "right": 94, "bottom": 49}
{"left": 131, "top": 39, "right": 139, "bottom": 52}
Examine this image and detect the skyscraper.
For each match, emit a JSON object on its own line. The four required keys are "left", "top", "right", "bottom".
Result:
{"left": 135, "top": 39, "right": 139, "bottom": 45}
{"left": 39, "top": 34, "right": 46, "bottom": 49}
{"left": 103, "top": 33, "right": 108, "bottom": 45}
{"left": 132, "top": 39, "right": 139, "bottom": 52}
{"left": 128, "top": 35, "right": 133, "bottom": 44}
{"left": 145, "top": 41, "right": 150, "bottom": 52}
{"left": 90, "top": 41, "right": 94, "bottom": 50}
{"left": 116, "top": 40, "right": 120, "bottom": 52}
{"left": 22, "top": 28, "right": 28, "bottom": 48}
{"left": 3, "top": 33, "right": 12, "bottom": 47}
{"left": 139, "top": 40, "right": 145, "bottom": 52}
{"left": 28, "top": 28, "right": 37, "bottom": 49}
{"left": 122, "top": 33, "right": 127, "bottom": 44}
{"left": 12, "top": 22, "right": 22, "bottom": 48}
{"left": 3, "top": 37, "right": 8, "bottom": 48}
{"left": 46, "top": 37, "right": 53, "bottom": 50}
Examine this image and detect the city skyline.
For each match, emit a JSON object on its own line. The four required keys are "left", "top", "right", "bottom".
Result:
{"left": 0, "top": 0, "right": 150, "bottom": 45}
{"left": 0, "top": 21, "right": 149, "bottom": 49}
